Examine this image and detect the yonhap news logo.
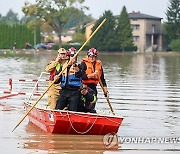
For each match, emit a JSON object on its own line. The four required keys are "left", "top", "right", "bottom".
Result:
{"left": 118, "top": 136, "right": 180, "bottom": 144}
{"left": 103, "top": 134, "right": 180, "bottom": 148}
{"left": 103, "top": 133, "right": 118, "bottom": 148}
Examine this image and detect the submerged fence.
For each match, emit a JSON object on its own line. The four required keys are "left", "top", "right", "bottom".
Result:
{"left": 0, "top": 72, "right": 49, "bottom": 100}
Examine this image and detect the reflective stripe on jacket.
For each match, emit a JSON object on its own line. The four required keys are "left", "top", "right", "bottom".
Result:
{"left": 49, "top": 63, "right": 61, "bottom": 81}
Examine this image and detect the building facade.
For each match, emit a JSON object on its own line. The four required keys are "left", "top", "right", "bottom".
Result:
{"left": 85, "top": 12, "right": 163, "bottom": 52}
{"left": 129, "top": 12, "right": 163, "bottom": 52}
{"left": 85, "top": 21, "right": 96, "bottom": 40}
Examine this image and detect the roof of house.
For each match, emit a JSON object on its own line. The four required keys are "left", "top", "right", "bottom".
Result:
{"left": 129, "top": 12, "right": 162, "bottom": 20}
{"left": 84, "top": 21, "right": 96, "bottom": 27}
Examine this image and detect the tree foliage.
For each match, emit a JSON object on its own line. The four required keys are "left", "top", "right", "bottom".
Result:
{"left": 72, "top": 32, "right": 86, "bottom": 44}
{"left": 63, "top": 10, "right": 93, "bottom": 30}
{"left": 90, "top": 7, "right": 136, "bottom": 52}
{"left": 116, "top": 6, "right": 134, "bottom": 51}
{"left": 170, "top": 39, "right": 180, "bottom": 51}
{"left": 0, "top": 23, "right": 40, "bottom": 49}
{"left": 90, "top": 10, "right": 117, "bottom": 51}
{"left": 22, "top": 0, "right": 88, "bottom": 47}
{"left": 165, "top": 0, "right": 180, "bottom": 44}
{"left": 0, "top": 9, "right": 19, "bottom": 24}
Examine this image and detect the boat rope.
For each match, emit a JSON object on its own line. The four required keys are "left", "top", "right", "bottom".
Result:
{"left": 66, "top": 111, "right": 98, "bottom": 134}
{"left": 65, "top": 111, "right": 122, "bottom": 125}
{"left": 105, "top": 117, "right": 122, "bottom": 125}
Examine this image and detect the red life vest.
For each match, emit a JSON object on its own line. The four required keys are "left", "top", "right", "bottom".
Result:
{"left": 49, "top": 63, "right": 61, "bottom": 81}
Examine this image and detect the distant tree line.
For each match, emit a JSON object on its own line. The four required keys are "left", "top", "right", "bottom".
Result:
{"left": 0, "top": 23, "right": 40, "bottom": 49}
{"left": 91, "top": 0, "right": 180, "bottom": 52}
{"left": 22, "top": 0, "right": 93, "bottom": 47}
{"left": 0, "top": 2, "right": 93, "bottom": 49}
{"left": 164, "top": 0, "right": 180, "bottom": 51}
{"left": 0, "top": 0, "right": 179, "bottom": 51}
{"left": 0, "top": 9, "right": 41, "bottom": 49}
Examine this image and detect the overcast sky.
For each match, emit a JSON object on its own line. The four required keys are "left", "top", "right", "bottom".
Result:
{"left": 0, "top": 0, "right": 170, "bottom": 21}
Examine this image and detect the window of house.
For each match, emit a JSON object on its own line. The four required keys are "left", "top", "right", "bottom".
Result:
{"left": 152, "top": 24, "right": 155, "bottom": 33}
{"left": 131, "top": 24, "right": 140, "bottom": 30}
{"left": 132, "top": 19, "right": 138, "bottom": 21}
{"left": 133, "top": 36, "right": 140, "bottom": 42}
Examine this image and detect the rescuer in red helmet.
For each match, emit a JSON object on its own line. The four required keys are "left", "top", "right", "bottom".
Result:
{"left": 80, "top": 48, "right": 109, "bottom": 111}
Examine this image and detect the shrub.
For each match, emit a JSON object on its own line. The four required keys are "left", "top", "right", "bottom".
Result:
{"left": 170, "top": 39, "right": 180, "bottom": 52}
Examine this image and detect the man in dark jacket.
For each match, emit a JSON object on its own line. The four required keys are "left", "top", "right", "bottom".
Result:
{"left": 78, "top": 84, "right": 97, "bottom": 113}
{"left": 55, "top": 48, "right": 82, "bottom": 111}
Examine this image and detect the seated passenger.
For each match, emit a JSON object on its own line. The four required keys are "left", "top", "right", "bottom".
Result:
{"left": 78, "top": 84, "right": 97, "bottom": 113}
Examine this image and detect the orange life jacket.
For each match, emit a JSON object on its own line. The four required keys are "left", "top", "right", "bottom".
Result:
{"left": 82, "top": 57, "right": 102, "bottom": 85}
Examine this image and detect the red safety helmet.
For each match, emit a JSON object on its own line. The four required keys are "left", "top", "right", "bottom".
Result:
{"left": 87, "top": 48, "right": 98, "bottom": 57}
{"left": 67, "top": 47, "right": 76, "bottom": 56}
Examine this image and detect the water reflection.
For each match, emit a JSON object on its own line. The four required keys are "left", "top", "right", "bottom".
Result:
{"left": 21, "top": 122, "right": 119, "bottom": 153}
{"left": 1, "top": 50, "right": 180, "bottom": 153}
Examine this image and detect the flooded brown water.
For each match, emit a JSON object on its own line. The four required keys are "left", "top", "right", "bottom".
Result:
{"left": 0, "top": 50, "right": 180, "bottom": 153}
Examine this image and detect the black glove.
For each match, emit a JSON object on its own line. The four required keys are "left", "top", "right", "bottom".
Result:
{"left": 104, "top": 91, "right": 109, "bottom": 98}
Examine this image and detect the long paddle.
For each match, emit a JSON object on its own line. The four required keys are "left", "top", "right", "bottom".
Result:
{"left": 98, "top": 78, "right": 115, "bottom": 115}
{"left": 12, "top": 18, "right": 107, "bottom": 132}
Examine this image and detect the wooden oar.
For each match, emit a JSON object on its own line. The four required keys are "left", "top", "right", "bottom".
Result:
{"left": 12, "top": 18, "right": 107, "bottom": 132}
{"left": 98, "top": 78, "right": 115, "bottom": 115}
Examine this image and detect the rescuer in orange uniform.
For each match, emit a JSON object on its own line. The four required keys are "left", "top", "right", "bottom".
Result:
{"left": 80, "top": 48, "right": 109, "bottom": 109}
{"left": 45, "top": 48, "right": 66, "bottom": 109}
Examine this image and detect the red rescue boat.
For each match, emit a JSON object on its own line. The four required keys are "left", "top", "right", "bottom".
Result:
{"left": 24, "top": 102, "right": 123, "bottom": 135}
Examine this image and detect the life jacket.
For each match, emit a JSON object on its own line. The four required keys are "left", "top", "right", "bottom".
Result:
{"left": 82, "top": 58, "right": 102, "bottom": 85}
{"left": 49, "top": 63, "right": 61, "bottom": 81}
{"left": 61, "top": 62, "right": 82, "bottom": 87}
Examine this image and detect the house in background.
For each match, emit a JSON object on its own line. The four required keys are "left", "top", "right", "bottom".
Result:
{"left": 61, "top": 27, "right": 76, "bottom": 44}
{"left": 85, "top": 12, "right": 163, "bottom": 52}
{"left": 42, "top": 27, "right": 76, "bottom": 44}
{"left": 85, "top": 21, "right": 96, "bottom": 40}
{"left": 129, "top": 12, "right": 163, "bottom": 52}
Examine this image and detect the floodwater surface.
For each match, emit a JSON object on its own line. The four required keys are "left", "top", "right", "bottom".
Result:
{"left": 0, "top": 50, "right": 180, "bottom": 153}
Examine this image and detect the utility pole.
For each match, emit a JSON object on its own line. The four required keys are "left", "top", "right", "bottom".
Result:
{"left": 34, "top": 27, "right": 36, "bottom": 46}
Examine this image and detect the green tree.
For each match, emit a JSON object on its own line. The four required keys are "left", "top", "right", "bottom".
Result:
{"left": 165, "top": 0, "right": 180, "bottom": 44}
{"left": 22, "top": 0, "right": 88, "bottom": 47}
{"left": 90, "top": 10, "right": 116, "bottom": 51}
{"left": 0, "top": 9, "right": 19, "bottom": 24}
{"left": 0, "top": 23, "right": 40, "bottom": 49}
{"left": 72, "top": 32, "right": 86, "bottom": 44}
{"left": 170, "top": 39, "right": 180, "bottom": 51}
{"left": 116, "top": 6, "right": 134, "bottom": 51}
{"left": 63, "top": 10, "right": 94, "bottom": 30}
